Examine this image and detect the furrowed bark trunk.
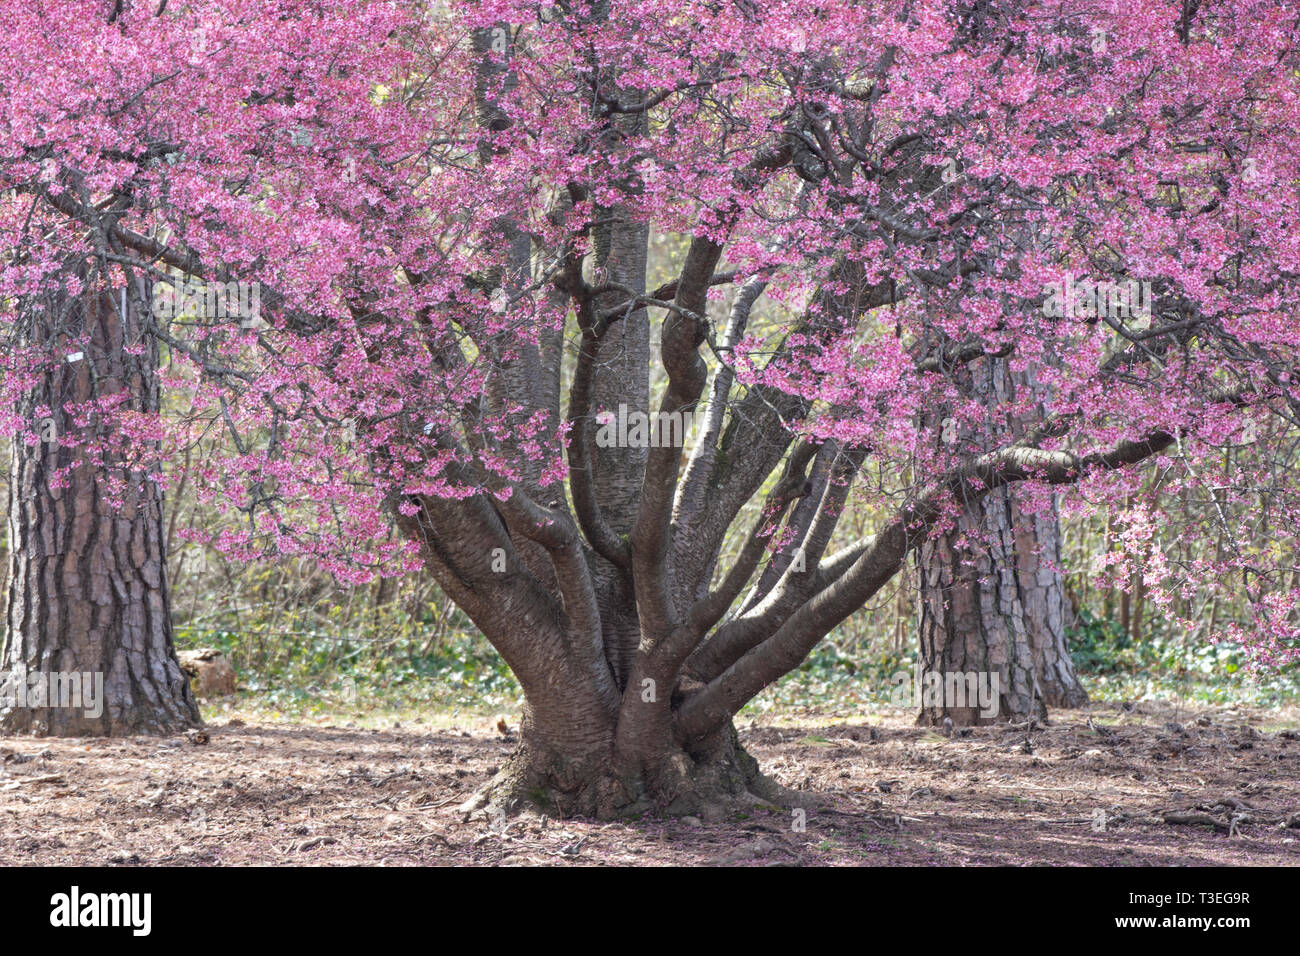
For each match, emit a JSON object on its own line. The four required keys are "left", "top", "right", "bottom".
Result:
{"left": 1015, "top": 495, "right": 1089, "bottom": 710}
{"left": 915, "top": 486, "right": 1087, "bottom": 726}
{"left": 1, "top": 283, "right": 201, "bottom": 737}
{"left": 914, "top": 359, "right": 1087, "bottom": 727}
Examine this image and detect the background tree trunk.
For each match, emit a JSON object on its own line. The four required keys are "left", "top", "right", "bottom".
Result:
{"left": 916, "top": 487, "right": 1088, "bottom": 726}
{"left": 1, "top": 281, "right": 200, "bottom": 736}
{"left": 915, "top": 357, "right": 1088, "bottom": 727}
{"left": 1015, "top": 496, "right": 1088, "bottom": 710}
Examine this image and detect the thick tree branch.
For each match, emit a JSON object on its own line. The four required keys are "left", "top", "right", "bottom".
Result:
{"left": 686, "top": 438, "right": 818, "bottom": 635}
{"left": 565, "top": 253, "right": 634, "bottom": 569}
{"left": 676, "top": 425, "right": 1181, "bottom": 742}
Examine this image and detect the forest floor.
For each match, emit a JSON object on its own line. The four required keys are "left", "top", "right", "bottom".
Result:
{"left": 2, "top": 698, "right": 1298, "bottom": 866}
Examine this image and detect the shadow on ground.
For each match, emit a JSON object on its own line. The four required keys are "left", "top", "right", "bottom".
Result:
{"left": 2, "top": 700, "right": 1297, "bottom": 865}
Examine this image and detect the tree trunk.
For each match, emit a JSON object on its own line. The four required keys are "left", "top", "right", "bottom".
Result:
{"left": 1015, "top": 497, "right": 1088, "bottom": 710}
{"left": 916, "top": 488, "right": 1088, "bottom": 726}
{"left": 915, "top": 358, "right": 1088, "bottom": 727}
{"left": 0, "top": 281, "right": 201, "bottom": 737}
{"left": 464, "top": 710, "right": 785, "bottom": 821}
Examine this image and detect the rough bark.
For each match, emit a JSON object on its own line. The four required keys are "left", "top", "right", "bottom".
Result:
{"left": 915, "top": 358, "right": 1088, "bottom": 727}
{"left": 1016, "top": 498, "right": 1090, "bottom": 710}
{"left": 916, "top": 487, "right": 1088, "bottom": 726}
{"left": 1, "top": 282, "right": 201, "bottom": 737}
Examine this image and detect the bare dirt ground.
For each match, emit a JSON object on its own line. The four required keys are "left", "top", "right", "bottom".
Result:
{"left": 2, "top": 700, "right": 1298, "bottom": 866}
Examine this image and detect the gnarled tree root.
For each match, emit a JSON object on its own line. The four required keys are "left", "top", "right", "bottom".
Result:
{"left": 458, "top": 725, "right": 818, "bottom": 823}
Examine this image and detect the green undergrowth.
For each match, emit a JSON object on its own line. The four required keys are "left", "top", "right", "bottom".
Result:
{"left": 744, "top": 611, "right": 1300, "bottom": 718}
{"left": 1065, "top": 607, "right": 1299, "bottom": 707}
{"left": 176, "top": 606, "right": 1299, "bottom": 726}
{"left": 174, "top": 609, "right": 524, "bottom": 726}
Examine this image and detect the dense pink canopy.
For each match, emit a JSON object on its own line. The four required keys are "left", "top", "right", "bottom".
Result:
{"left": 1, "top": 0, "right": 1297, "bottom": 665}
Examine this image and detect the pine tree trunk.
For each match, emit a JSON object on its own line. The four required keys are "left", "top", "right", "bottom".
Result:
{"left": 915, "top": 357, "right": 1088, "bottom": 727}
{"left": 916, "top": 488, "right": 1088, "bottom": 726}
{"left": 1014, "top": 494, "right": 1088, "bottom": 710}
{"left": 1, "top": 282, "right": 200, "bottom": 737}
